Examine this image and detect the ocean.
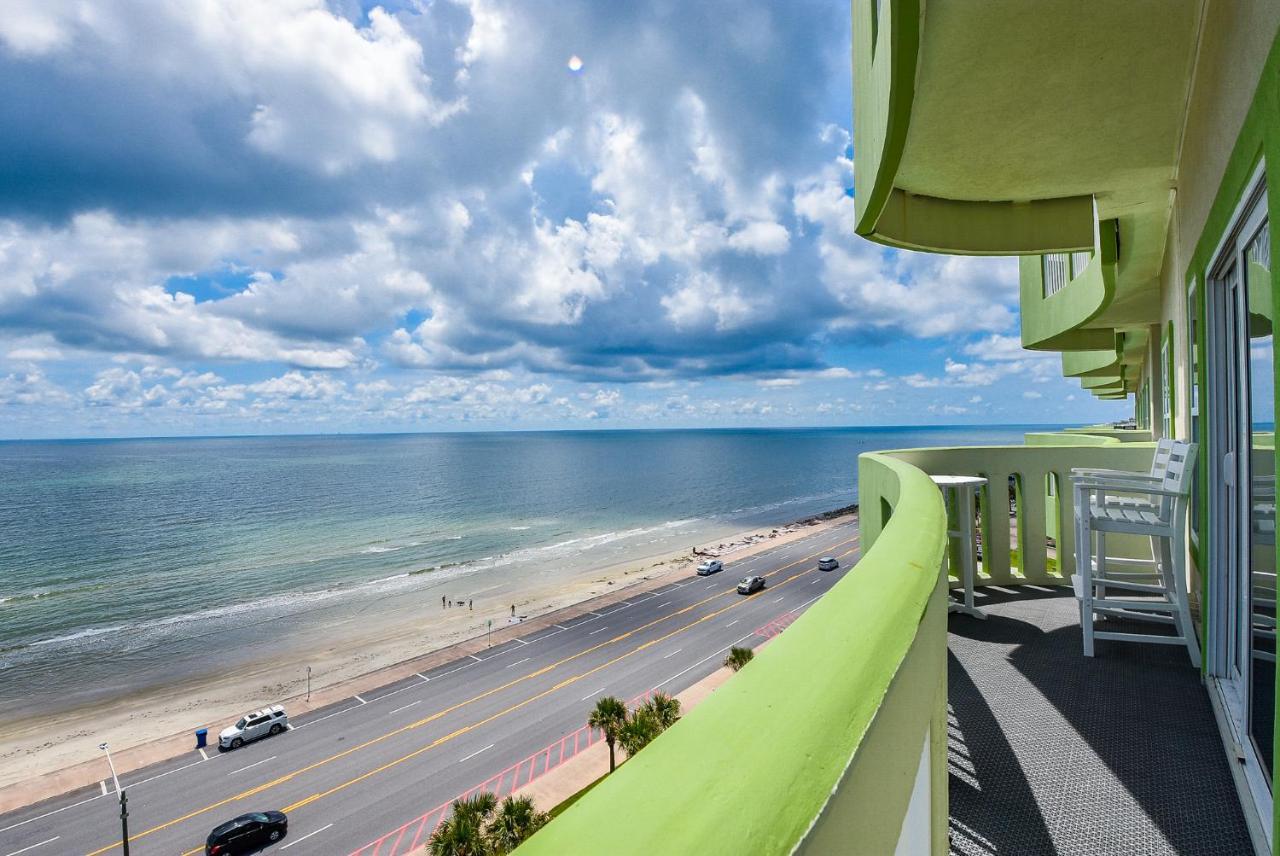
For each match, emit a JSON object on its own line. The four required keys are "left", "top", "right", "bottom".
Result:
{"left": 0, "top": 425, "right": 1045, "bottom": 720}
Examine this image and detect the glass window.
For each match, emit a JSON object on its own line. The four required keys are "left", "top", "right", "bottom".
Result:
{"left": 1245, "top": 219, "right": 1275, "bottom": 781}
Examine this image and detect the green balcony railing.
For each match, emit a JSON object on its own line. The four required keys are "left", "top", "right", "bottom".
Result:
{"left": 517, "top": 456, "right": 950, "bottom": 855}
{"left": 517, "top": 435, "right": 1155, "bottom": 854}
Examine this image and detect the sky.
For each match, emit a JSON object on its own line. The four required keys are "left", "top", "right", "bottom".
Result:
{"left": 0, "top": 0, "right": 1127, "bottom": 439}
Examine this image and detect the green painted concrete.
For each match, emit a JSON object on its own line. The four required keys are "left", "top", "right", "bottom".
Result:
{"left": 1179, "top": 29, "right": 1280, "bottom": 849}
{"left": 852, "top": 0, "right": 918, "bottom": 239}
{"left": 1063, "top": 347, "right": 1121, "bottom": 378}
{"left": 852, "top": 0, "right": 1199, "bottom": 261}
{"left": 1019, "top": 220, "right": 1119, "bottom": 351}
{"left": 516, "top": 455, "right": 948, "bottom": 856}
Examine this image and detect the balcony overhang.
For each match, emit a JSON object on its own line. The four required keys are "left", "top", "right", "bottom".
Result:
{"left": 1062, "top": 347, "right": 1121, "bottom": 379}
{"left": 852, "top": 0, "right": 1200, "bottom": 267}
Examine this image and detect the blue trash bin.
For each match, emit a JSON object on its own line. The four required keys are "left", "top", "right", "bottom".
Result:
{"left": 195, "top": 728, "right": 208, "bottom": 749}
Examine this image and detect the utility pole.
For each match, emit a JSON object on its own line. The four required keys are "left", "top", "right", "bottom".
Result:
{"left": 488, "top": 619, "right": 492, "bottom": 647}
{"left": 100, "top": 742, "right": 130, "bottom": 856}
{"left": 306, "top": 665, "right": 312, "bottom": 702}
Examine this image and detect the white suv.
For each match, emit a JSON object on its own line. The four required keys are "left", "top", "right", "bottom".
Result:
{"left": 696, "top": 559, "right": 723, "bottom": 576}
{"left": 219, "top": 705, "right": 289, "bottom": 750}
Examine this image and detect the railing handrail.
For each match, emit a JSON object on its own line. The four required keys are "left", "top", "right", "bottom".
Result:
{"left": 514, "top": 455, "right": 948, "bottom": 855}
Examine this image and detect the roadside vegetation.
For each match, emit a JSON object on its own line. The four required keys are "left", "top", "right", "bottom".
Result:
{"left": 428, "top": 792, "right": 549, "bottom": 856}
{"left": 588, "top": 692, "right": 682, "bottom": 771}
{"left": 724, "top": 646, "right": 754, "bottom": 671}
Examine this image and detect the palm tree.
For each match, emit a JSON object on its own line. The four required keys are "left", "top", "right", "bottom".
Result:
{"left": 587, "top": 695, "right": 628, "bottom": 772}
{"left": 485, "top": 795, "right": 548, "bottom": 854}
{"left": 618, "top": 708, "right": 660, "bottom": 758}
{"left": 429, "top": 792, "right": 497, "bottom": 856}
{"left": 640, "top": 692, "right": 681, "bottom": 730}
{"left": 724, "top": 646, "right": 754, "bottom": 672}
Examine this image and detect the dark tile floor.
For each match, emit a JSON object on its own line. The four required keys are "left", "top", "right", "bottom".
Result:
{"left": 947, "top": 587, "right": 1256, "bottom": 856}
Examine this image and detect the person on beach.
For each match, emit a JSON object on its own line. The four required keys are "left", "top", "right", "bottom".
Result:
{"left": 469, "top": 599, "right": 473, "bottom": 610}
{"left": 511, "top": 604, "right": 515, "bottom": 617}
{"left": 441, "top": 595, "right": 446, "bottom": 609}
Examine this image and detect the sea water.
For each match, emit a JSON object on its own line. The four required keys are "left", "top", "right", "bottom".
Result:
{"left": 0, "top": 425, "right": 1046, "bottom": 719}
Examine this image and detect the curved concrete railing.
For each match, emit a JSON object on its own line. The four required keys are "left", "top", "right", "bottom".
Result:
{"left": 881, "top": 439, "right": 1154, "bottom": 585}
{"left": 1019, "top": 219, "right": 1119, "bottom": 352}
{"left": 516, "top": 455, "right": 949, "bottom": 856}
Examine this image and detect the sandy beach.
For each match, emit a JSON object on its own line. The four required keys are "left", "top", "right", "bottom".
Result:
{"left": 0, "top": 507, "right": 856, "bottom": 805}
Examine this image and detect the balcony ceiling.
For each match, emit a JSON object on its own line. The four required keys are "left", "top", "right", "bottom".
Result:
{"left": 865, "top": 0, "right": 1200, "bottom": 271}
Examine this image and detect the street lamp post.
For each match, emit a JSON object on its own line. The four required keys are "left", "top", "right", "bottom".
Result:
{"left": 99, "top": 742, "right": 130, "bottom": 856}
{"left": 306, "top": 665, "right": 312, "bottom": 702}
{"left": 488, "top": 619, "right": 492, "bottom": 647}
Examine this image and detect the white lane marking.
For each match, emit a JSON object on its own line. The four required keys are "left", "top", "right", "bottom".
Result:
{"left": 469, "top": 654, "right": 484, "bottom": 663}
{"left": 587, "top": 626, "right": 609, "bottom": 636}
{"left": 662, "top": 648, "right": 682, "bottom": 659}
{"left": 228, "top": 755, "right": 276, "bottom": 776}
{"left": 772, "top": 596, "right": 785, "bottom": 604}
{"left": 554, "top": 624, "right": 569, "bottom": 630}
{"left": 0, "top": 793, "right": 104, "bottom": 834}
{"left": 436, "top": 663, "right": 472, "bottom": 679}
{"left": 0, "top": 732, "right": 228, "bottom": 832}
{"left": 654, "top": 633, "right": 756, "bottom": 691}
{"left": 416, "top": 672, "right": 430, "bottom": 682}
{"left": 389, "top": 700, "right": 423, "bottom": 715}
{"left": 199, "top": 748, "right": 209, "bottom": 761}
{"left": 514, "top": 638, "right": 530, "bottom": 646}
{"left": 590, "top": 611, "right": 604, "bottom": 617}
{"left": 532, "top": 627, "right": 568, "bottom": 643}
{"left": 99, "top": 780, "right": 107, "bottom": 796}
{"left": 810, "top": 579, "right": 821, "bottom": 585}
{"left": 459, "top": 743, "right": 495, "bottom": 763}
{"left": 3, "top": 835, "right": 60, "bottom": 856}
{"left": 354, "top": 694, "right": 367, "bottom": 705}
{"left": 656, "top": 600, "right": 671, "bottom": 608}
{"left": 291, "top": 698, "right": 369, "bottom": 731}
{"left": 610, "top": 602, "right": 633, "bottom": 612}
{"left": 281, "top": 823, "right": 333, "bottom": 850}
{"left": 670, "top": 581, "right": 692, "bottom": 588}
{"left": 506, "top": 657, "right": 532, "bottom": 669}
{"left": 725, "top": 620, "right": 739, "bottom": 628}
{"left": 580, "top": 687, "right": 607, "bottom": 701}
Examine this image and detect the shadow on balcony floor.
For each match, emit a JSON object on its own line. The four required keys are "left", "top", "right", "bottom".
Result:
{"left": 947, "top": 586, "right": 1254, "bottom": 856}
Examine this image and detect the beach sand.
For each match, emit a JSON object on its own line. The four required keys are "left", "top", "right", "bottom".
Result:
{"left": 0, "top": 508, "right": 857, "bottom": 808}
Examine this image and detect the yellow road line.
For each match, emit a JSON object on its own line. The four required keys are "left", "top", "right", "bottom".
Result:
{"left": 279, "top": 551, "right": 839, "bottom": 814}
{"left": 88, "top": 534, "right": 859, "bottom": 855}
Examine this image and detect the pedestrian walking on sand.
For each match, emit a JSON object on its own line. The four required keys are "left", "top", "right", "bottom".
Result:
{"left": 511, "top": 604, "right": 516, "bottom": 617}
{"left": 441, "top": 595, "right": 446, "bottom": 609}
{"left": 448, "top": 598, "right": 453, "bottom": 608}
{"left": 469, "top": 599, "right": 473, "bottom": 610}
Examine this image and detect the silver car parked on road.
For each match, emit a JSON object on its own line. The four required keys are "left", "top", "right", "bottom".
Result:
{"left": 219, "top": 705, "right": 288, "bottom": 750}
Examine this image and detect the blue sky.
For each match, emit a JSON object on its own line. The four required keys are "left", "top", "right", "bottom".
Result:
{"left": 0, "top": 0, "right": 1125, "bottom": 438}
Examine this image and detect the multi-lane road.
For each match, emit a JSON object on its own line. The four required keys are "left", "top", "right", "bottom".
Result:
{"left": 0, "top": 521, "right": 859, "bottom": 856}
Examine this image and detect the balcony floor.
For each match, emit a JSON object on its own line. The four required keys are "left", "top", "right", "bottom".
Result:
{"left": 947, "top": 587, "right": 1255, "bottom": 856}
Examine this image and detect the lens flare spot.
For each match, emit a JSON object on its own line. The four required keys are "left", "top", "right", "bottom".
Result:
{"left": 567, "top": 55, "right": 584, "bottom": 73}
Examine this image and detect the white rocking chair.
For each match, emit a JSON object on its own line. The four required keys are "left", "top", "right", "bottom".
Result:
{"left": 1070, "top": 440, "right": 1200, "bottom": 667}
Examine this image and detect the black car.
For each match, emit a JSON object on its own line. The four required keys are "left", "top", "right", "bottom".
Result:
{"left": 736, "top": 575, "right": 766, "bottom": 595}
{"left": 206, "top": 811, "right": 288, "bottom": 854}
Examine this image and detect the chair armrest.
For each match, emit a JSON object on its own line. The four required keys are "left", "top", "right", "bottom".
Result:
{"left": 1070, "top": 468, "right": 1158, "bottom": 480}
{"left": 1072, "top": 479, "right": 1187, "bottom": 498}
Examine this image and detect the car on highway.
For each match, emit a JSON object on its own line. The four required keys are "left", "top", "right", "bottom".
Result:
{"left": 219, "top": 704, "right": 289, "bottom": 750}
{"left": 696, "top": 559, "right": 723, "bottom": 576}
{"left": 206, "top": 811, "right": 288, "bottom": 854}
{"left": 818, "top": 556, "right": 839, "bottom": 571}
{"left": 736, "top": 575, "right": 766, "bottom": 595}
